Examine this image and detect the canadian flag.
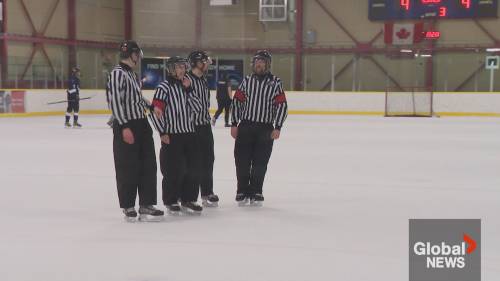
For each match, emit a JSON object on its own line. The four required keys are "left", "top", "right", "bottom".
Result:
{"left": 384, "top": 23, "right": 424, "bottom": 45}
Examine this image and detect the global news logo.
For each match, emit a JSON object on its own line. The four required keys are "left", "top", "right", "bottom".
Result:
{"left": 413, "top": 234, "right": 477, "bottom": 269}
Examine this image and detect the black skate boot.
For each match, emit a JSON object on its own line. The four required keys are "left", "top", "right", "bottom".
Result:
{"left": 165, "top": 203, "right": 181, "bottom": 215}
{"left": 236, "top": 193, "right": 249, "bottom": 206}
{"left": 250, "top": 194, "right": 264, "bottom": 207}
{"left": 202, "top": 194, "right": 219, "bottom": 207}
{"left": 64, "top": 122, "right": 72, "bottom": 128}
{"left": 138, "top": 205, "right": 164, "bottom": 222}
{"left": 122, "top": 207, "right": 137, "bottom": 222}
{"left": 181, "top": 202, "right": 203, "bottom": 215}
{"left": 73, "top": 121, "right": 82, "bottom": 128}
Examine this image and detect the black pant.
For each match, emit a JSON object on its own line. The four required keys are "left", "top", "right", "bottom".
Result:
{"left": 66, "top": 95, "right": 80, "bottom": 113}
{"left": 214, "top": 99, "right": 230, "bottom": 125}
{"left": 160, "top": 133, "right": 199, "bottom": 205}
{"left": 113, "top": 119, "right": 157, "bottom": 208}
{"left": 66, "top": 95, "right": 80, "bottom": 123}
{"left": 234, "top": 122, "right": 274, "bottom": 196}
{"left": 191, "top": 124, "right": 215, "bottom": 197}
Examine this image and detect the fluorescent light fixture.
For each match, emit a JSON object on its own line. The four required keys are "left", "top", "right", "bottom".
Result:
{"left": 486, "top": 48, "right": 500, "bottom": 52}
{"left": 400, "top": 49, "right": 413, "bottom": 53}
{"left": 420, "top": 54, "right": 432, "bottom": 57}
{"left": 210, "top": 0, "right": 235, "bottom": 5}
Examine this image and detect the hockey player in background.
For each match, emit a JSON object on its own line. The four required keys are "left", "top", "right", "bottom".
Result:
{"left": 65, "top": 67, "right": 82, "bottom": 128}
{"left": 212, "top": 72, "right": 232, "bottom": 127}
{"left": 230, "top": 50, "right": 288, "bottom": 206}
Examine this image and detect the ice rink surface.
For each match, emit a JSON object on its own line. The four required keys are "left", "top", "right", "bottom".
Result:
{"left": 0, "top": 115, "right": 499, "bottom": 281}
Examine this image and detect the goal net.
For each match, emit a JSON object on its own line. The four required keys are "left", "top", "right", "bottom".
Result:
{"left": 385, "top": 87, "right": 433, "bottom": 117}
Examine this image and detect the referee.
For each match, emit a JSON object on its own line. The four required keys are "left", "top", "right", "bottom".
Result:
{"left": 230, "top": 50, "right": 288, "bottom": 205}
{"left": 151, "top": 56, "right": 204, "bottom": 214}
{"left": 186, "top": 50, "right": 219, "bottom": 207}
{"left": 106, "top": 40, "right": 163, "bottom": 221}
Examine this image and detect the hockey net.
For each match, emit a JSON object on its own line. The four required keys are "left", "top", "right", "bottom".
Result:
{"left": 385, "top": 87, "right": 434, "bottom": 117}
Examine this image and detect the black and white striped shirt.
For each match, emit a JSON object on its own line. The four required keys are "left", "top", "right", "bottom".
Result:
{"left": 151, "top": 77, "right": 202, "bottom": 135}
{"left": 106, "top": 63, "right": 150, "bottom": 127}
{"left": 186, "top": 71, "right": 211, "bottom": 126}
{"left": 231, "top": 73, "right": 288, "bottom": 129}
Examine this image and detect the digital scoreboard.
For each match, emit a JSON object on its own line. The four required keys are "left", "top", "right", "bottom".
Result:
{"left": 369, "top": 0, "right": 498, "bottom": 20}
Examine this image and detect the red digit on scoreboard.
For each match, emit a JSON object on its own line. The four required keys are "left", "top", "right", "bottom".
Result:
{"left": 401, "top": 0, "right": 410, "bottom": 10}
{"left": 439, "top": 6, "right": 447, "bottom": 17}
{"left": 461, "top": 0, "right": 471, "bottom": 9}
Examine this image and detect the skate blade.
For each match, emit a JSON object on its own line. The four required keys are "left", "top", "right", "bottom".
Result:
{"left": 167, "top": 210, "right": 181, "bottom": 216}
{"left": 181, "top": 207, "right": 202, "bottom": 215}
{"left": 249, "top": 201, "right": 263, "bottom": 207}
{"left": 123, "top": 216, "right": 137, "bottom": 223}
{"left": 237, "top": 199, "right": 250, "bottom": 207}
{"left": 138, "top": 214, "right": 164, "bottom": 222}
{"left": 202, "top": 201, "right": 219, "bottom": 208}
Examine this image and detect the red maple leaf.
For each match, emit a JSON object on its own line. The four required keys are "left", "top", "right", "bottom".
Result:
{"left": 396, "top": 28, "right": 411, "bottom": 39}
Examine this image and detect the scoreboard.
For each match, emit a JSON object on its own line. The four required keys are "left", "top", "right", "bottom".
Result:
{"left": 369, "top": 0, "right": 498, "bottom": 20}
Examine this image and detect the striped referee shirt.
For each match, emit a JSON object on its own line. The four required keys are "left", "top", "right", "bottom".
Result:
{"left": 106, "top": 63, "right": 150, "bottom": 127}
{"left": 151, "top": 77, "right": 203, "bottom": 135}
{"left": 231, "top": 73, "right": 288, "bottom": 129}
{"left": 186, "top": 71, "right": 211, "bottom": 126}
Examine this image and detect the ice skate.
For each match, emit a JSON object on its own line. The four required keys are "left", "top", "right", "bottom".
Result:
{"left": 122, "top": 207, "right": 137, "bottom": 222}
{"left": 202, "top": 194, "right": 219, "bottom": 207}
{"left": 73, "top": 121, "right": 82, "bottom": 128}
{"left": 138, "top": 205, "right": 164, "bottom": 222}
{"left": 236, "top": 193, "right": 249, "bottom": 206}
{"left": 181, "top": 201, "right": 203, "bottom": 215}
{"left": 165, "top": 203, "right": 182, "bottom": 215}
{"left": 249, "top": 194, "right": 264, "bottom": 207}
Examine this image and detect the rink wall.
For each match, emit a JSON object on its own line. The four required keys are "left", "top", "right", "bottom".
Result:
{"left": 1, "top": 89, "right": 500, "bottom": 117}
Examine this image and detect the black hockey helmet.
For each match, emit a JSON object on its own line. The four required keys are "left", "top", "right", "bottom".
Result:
{"left": 71, "top": 66, "right": 80, "bottom": 73}
{"left": 188, "top": 50, "right": 212, "bottom": 68}
{"left": 252, "top": 50, "right": 272, "bottom": 73}
{"left": 119, "top": 40, "right": 143, "bottom": 59}
{"left": 166, "top": 56, "right": 189, "bottom": 77}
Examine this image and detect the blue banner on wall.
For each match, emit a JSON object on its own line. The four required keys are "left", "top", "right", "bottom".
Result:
{"left": 141, "top": 58, "right": 244, "bottom": 90}
{"left": 208, "top": 59, "right": 244, "bottom": 90}
{"left": 141, "top": 58, "right": 165, "bottom": 90}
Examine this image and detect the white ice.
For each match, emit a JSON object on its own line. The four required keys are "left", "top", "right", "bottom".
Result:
{"left": 0, "top": 115, "right": 499, "bottom": 281}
